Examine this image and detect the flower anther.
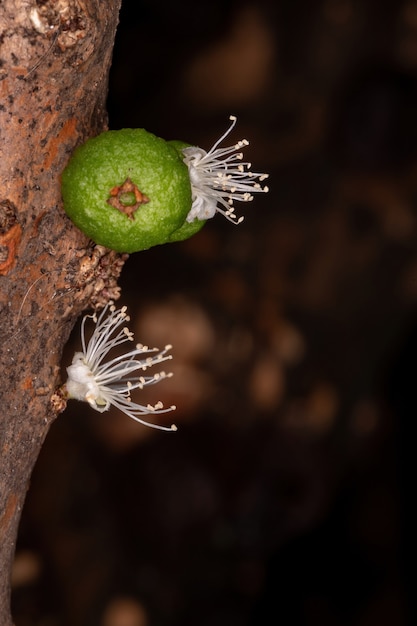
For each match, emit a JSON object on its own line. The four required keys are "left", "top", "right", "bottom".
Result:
{"left": 64, "top": 304, "right": 176, "bottom": 431}
{"left": 182, "top": 115, "right": 269, "bottom": 224}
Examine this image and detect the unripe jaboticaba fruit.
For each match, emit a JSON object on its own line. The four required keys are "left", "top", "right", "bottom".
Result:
{"left": 61, "top": 129, "right": 205, "bottom": 253}
{"left": 166, "top": 139, "right": 207, "bottom": 243}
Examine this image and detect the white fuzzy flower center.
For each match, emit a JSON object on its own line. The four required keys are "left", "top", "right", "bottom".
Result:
{"left": 66, "top": 352, "right": 110, "bottom": 411}
{"left": 64, "top": 304, "right": 176, "bottom": 431}
{"left": 182, "top": 115, "right": 269, "bottom": 224}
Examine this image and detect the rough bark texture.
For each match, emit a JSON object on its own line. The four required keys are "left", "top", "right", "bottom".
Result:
{"left": 0, "top": 1, "right": 123, "bottom": 623}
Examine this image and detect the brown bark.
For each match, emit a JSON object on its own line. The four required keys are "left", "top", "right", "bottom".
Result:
{"left": 0, "top": 1, "right": 123, "bottom": 623}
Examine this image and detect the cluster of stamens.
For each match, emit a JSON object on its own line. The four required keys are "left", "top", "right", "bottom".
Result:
{"left": 65, "top": 304, "right": 176, "bottom": 431}
{"left": 182, "top": 115, "right": 269, "bottom": 224}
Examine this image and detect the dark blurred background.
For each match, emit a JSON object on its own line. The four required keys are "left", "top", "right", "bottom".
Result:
{"left": 12, "top": 1, "right": 416, "bottom": 624}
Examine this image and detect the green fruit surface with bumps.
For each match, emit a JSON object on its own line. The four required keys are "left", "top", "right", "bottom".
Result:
{"left": 62, "top": 129, "right": 203, "bottom": 253}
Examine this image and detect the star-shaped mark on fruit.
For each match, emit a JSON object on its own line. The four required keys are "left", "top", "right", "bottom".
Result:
{"left": 107, "top": 178, "right": 150, "bottom": 220}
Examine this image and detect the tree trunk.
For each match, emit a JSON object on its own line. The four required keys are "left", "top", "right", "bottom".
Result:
{"left": 0, "top": 2, "right": 123, "bottom": 623}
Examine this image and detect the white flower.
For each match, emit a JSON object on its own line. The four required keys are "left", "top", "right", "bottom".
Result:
{"left": 64, "top": 304, "right": 177, "bottom": 432}
{"left": 182, "top": 115, "right": 269, "bottom": 224}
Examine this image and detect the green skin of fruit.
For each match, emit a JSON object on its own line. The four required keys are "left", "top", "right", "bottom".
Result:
{"left": 61, "top": 129, "right": 206, "bottom": 253}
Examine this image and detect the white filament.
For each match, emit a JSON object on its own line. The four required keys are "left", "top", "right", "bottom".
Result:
{"left": 65, "top": 304, "right": 176, "bottom": 432}
{"left": 182, "top": 116, "right": 269, "bottom": 224}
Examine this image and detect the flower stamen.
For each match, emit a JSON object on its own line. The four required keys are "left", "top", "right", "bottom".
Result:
{"left": 182, "top": 115, "right": 269, "bottom": 224}
{"left": 64, "top": 303, "right": 176, "bottom": 432}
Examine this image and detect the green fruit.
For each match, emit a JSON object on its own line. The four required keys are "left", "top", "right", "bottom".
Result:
{"left": 62, "top": 129, "right": 194, "bottom": 253}
{"left": 166, "top": 139, "right": 206, "bottom": 242}
{"left": 167, "top": 217, "right": 206, "bottom": 242}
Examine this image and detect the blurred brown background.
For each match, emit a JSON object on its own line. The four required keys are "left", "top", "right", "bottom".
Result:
{"left": 12, "top": 1, "right": 416, "bottom": 625}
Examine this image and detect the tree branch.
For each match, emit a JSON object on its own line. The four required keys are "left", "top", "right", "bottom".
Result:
{"left": 0, "top": 2, "right": 123, "bottom": 622}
